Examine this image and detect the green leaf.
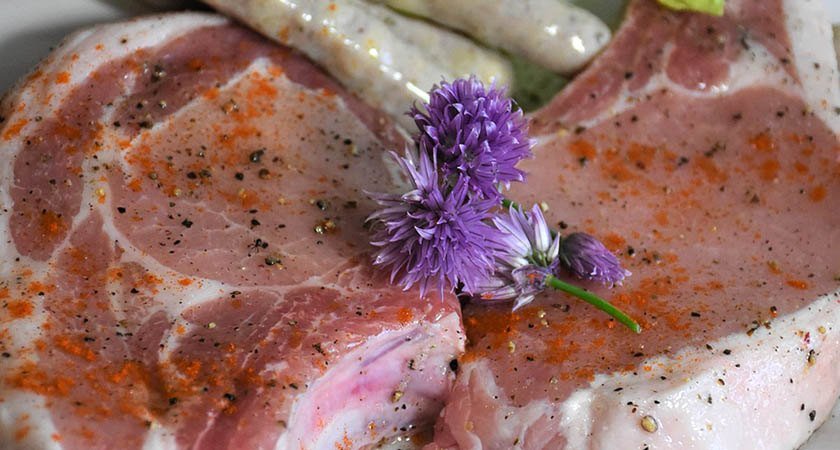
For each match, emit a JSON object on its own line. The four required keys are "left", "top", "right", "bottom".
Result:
{"left": 657, "top": 0, "right": 725, "bottom": 16}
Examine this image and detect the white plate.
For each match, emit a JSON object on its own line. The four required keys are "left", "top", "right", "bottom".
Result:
{"left": 0, "top": 1, "right": 837, "bottom": 449}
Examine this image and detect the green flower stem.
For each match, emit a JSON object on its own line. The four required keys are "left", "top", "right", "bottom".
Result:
{"left": 501, "top": 198, "right": 520, "bottom": 210}
{"left": 545, "top": 275, "right": 642, "bottom": 333}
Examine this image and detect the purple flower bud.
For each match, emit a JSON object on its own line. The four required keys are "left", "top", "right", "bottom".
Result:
{"left": 559, "top": 232, "right": 630, "bottom": 285}
{"left": 411, "top": 77, "right": 533, "bottom": 200}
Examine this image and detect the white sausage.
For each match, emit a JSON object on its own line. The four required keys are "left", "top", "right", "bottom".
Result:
{"left": 377, "top": 0, "right": 611, "bottom": 74}
{"left": 203, "top": 0, "right": 513, "bottom": 130}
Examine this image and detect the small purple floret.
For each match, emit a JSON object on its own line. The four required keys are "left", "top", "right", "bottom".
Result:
{"left": 368, "top": 149, "right": 500, "bottom": 298}
{"left": 475, "top": 205, "right": 560, "bottom": 310}
{"left": 559, "top": 232, "right": 631, "bottom": 285}
{"left": 476, "top": 265, "right": 553, "bottom": 311}
{"left": 491, "top": 204, "right": 560, "bottom": 270}
{"left": 411, "top": 77, "right": 533, "bottom": 200}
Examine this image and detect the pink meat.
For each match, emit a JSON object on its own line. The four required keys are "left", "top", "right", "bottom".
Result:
{"left": 430, "top": 0, "right": 840, "bottom": 449}
{"left": 0, "top": 13, "right": 462, "bottom": 450}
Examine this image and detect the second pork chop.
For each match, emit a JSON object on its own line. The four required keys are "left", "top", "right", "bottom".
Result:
{"left": 430, "top": 0, "right": 840, "bottom": 448}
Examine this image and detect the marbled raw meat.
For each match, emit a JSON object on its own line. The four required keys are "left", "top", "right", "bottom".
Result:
{"left": 0, "top": 13, "right": 463, "bottom": 450}
{"left": 429, "top": 0, "right": 840, "bottom": 448}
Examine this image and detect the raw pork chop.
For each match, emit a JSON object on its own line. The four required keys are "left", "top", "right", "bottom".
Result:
{"left": 430, "top": 0, "right": 840, "bottom": 448}
{"left": 0, "top": 13, "right": 464, "bottom": 450}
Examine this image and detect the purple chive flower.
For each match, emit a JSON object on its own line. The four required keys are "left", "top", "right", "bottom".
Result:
{"left": 368, "top": 149, "right": 500, "bottom": 298}
{"left": 559, "top": 232, "right": 630, "bottom": 285}
{"left": 477, "top": 265, "right": 553, "bottom": 311}
{"left": 411, "top": 77, "right": 533, "bottom": 200}
{"left": 476, "top": 205, "right": 561, "bottom": 310}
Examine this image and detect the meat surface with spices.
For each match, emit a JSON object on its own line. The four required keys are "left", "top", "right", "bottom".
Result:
{"left": 1, "top": 0, "right": 839, "bottom": 449}
{"left": 0, "top": 13, "right": 463, "bottom": 450}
